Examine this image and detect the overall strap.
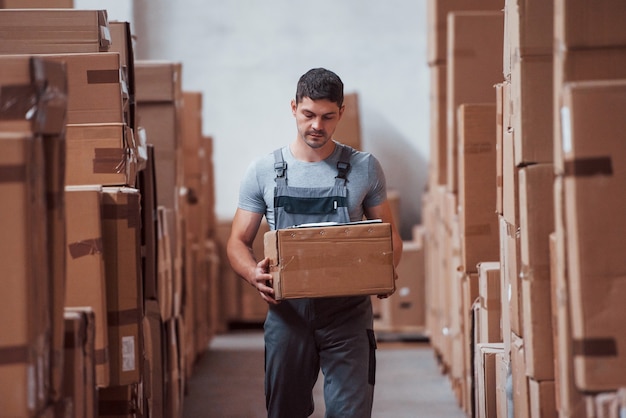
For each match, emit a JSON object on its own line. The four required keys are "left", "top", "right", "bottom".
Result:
{"left": 273, "top": 148, "right": 287, "bottom": 186}
{"left": 335, "top": 144, "right": 352, "bottom": 186}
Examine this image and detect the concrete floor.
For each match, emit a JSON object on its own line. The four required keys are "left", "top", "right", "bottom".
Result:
{"left": 182, "top": 330, "right": 466, "bottom": 418}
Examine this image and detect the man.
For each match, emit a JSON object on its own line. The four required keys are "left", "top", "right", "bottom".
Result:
{"left": 227, "top": 67, "right": 402, "bottom": 418}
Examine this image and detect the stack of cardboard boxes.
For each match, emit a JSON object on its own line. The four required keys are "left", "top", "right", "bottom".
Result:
{"left": 0, "top": 6, "right": 217, "bottom": 418}
{"left": 424, "top": 0, "right": 626, "bottom": 417}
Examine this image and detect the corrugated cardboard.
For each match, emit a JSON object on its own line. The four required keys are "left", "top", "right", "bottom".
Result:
{"left": 101, "top": 187, "right": 143, "bottom": 387}
{"left": 264, "top": 222, "right": 395, "bottom": 300}
{"left": 143, "top": 300, "right": 164, "bottom": 418}
{"left": 62, "top": 308, "right": 97, "bottom": 418}
{"left": 139, "top": 145, "right": 158, "bottom": 302}
{"left": 495, "top": 351, "right": 510, "bottom": 418}
{"left": 65, "top": 123, "right": 136, "bottom": 187}
{"left": 333, "top": 92, "right": 362, "bottom": 151}
{"left": 427, "top": 0, "right": 505, "bottom": 65}
{"left": 379, "top": 240, "right": 425, "bottom": 330}
{"left": 446, "top": 11, "right": 504, "bottom": 193}
{"left": 511, "top": 55, "right": 554, "bottom": 165}
{"left": 457, "top": 103, "right": 499, "bottom": 273}
{"left": 477, "top": 262, "right": 501, "bottom": 344}
{"left": 0, "top": 131, "right": 49, "bottom": 417}
{"left": 64, "top": 185, "right": 110, "bottom": 387}
{"left": 157, "top": 206, "right": 174, "bottom": 322}
{"left": 475, "top": 343, "right": 504, "bottom": 418}
{"left": 561, "top": 80, "right": 626, "bottom": 391}
{"left": 429, "top": 63, "right": 448, "bottom": 187}
{"left": 528, "top": 378, "right": 557, "bottom": 418}
{"left": 554, "top": 0, "right": 626, "bottom": 50}
{"left": 0, "top": 0, "right": 74, "bottom": 7}
{"left": 511, "top": 333, "right": 530, "bottom": 418}
{"left": 0, "top": 9, "right": 110, "bottom": 54}
{"left": 109, "top": 21, "right": 137, "bottom": 134}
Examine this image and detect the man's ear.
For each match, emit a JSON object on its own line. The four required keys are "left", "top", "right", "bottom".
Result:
{"left": 338, "top": 104, "right": 346, "bottom": 120}
{"left": 291, "top": 99, "right": 297, "bottom": 116}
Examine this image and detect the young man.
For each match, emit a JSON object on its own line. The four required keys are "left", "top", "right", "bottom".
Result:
{"left": 227, "top": 68, "right": 402, "bottom": 417}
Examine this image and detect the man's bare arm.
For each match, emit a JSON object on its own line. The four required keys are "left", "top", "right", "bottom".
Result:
{"left": 226, "top": 208, "right": 278, "bottom": 304}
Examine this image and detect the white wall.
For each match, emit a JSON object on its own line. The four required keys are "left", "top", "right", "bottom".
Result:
{"left": 77, "top": 0, "right": 430, "bottom": 239}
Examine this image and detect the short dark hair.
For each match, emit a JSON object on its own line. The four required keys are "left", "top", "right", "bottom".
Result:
{"left": 295, "top": 68, "right": 344, "bottom": 107}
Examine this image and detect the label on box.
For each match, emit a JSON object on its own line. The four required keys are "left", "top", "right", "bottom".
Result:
{"left": 560, "top": 106, "right": 572, "bottom": 154}
{"left": 121, "top": 336, "right": 135, "bottom": 372}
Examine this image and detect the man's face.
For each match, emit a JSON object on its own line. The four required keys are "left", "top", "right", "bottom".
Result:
{"left": 292, "top": 97, "right": 344, "bottom": 149}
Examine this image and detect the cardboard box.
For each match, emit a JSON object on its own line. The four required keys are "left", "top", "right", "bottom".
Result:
{"left": 457, "top": 103, "right": 499, "bottom": 273}
{"left": 477, "top": 262, "right": 501, "bottom": 344}
{"left": 64, "top": 185, "right": 110, "bottom": 387}
{"left": 511, "top": 55, "right": 554, "bottom": 165}
{"left": 561, "top": 80, "right": 626, "bottom": 391}
{"left": 138, "top": 145, "right": 158, "bottom": 302}
{"left": 333, "top": 92, "right": 362, "bottom": 151}
{"left": 0, "top": 131, "right": 49, "bottom": 416}
{"left": 511, "top": 333, "right": 530, "bottom": 418}
{"left": 446, "top": 11, "right": 504, "bottom": 193}
{"left": 62, "top": 308, "right": 97, "bottom": 418}
{"left": 101, "top": 187, "right": 143, "bottom": 386}
{"left": 98, "top": 384, "right": 141, "bottom": 418}
{"left": 426, "top": 0, "right": 505, "bottom": 65}
{"left": 429, "top": 63, "right": 448, "bottom": 187}
{"left": 379, "top": 240, "right": 425, "bottom": 330}
{"left": 554, "top": 0, "right": 626, "bottom": 50}
{"left": 143, "top": 300, "right": 165, "bottom": 418}
{"left": 553, "top": 47, "right": 626, "bottom": 175}
{"left": 0, "top": 0, "right": 74, "bottom": 7}
{"left": 0, "top": 55, "right": 68, "bottom": 135}
{"left": 109, "top": 21, "right": 137, "bottom": 134}
{"left": 0, "top": 9, "right": 110, "bottom": 54}
{"left": 264, "top": 222, "right": 396, "bottom": 300}
{"left": 65, "top": 123, "right": 136, "bottom": 187}
{"left": 475, "top": 343, "right": 504, "bottom": 418}
{"left": 528, "top": 378, "right": 557, "bottom": 418}
{"left": 495, "top": 351, "right": 510, "bottom": 418}
{"left": 157, "top": 206, "right": 174, "bottom": 322}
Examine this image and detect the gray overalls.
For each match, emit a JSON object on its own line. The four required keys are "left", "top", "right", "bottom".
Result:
{"left": 264, "top": 144, "right": 377, "bottom": 418}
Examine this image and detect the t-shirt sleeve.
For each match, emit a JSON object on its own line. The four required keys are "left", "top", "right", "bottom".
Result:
{"left": 363, "top": 155, "right": 387, "bottom": 208}
{"left": 237, "top": 159, "right": 267, "bottom": 214}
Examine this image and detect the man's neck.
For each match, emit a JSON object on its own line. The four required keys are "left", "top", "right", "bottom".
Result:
{"left": 290, "top": 139, "right": 336, "bottom": 162}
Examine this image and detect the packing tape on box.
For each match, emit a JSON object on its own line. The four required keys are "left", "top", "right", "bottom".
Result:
{"left": 0, "top": 344, "right": 30, "bottom": 365}
{"left": 101, "top": 195, "right": 140, "bottom": 229}
{"left": 94, "top": 348, "right": 108, "bottom": 365}
{"left": 107, "top": 308, "right": 141, "bottom": 327}
{"left": 0, "top": 163, "right": 26, "bottom": 183}
{"left": 573, "top": 338, "right": 617, "bottom": 357}
{"left": 86, "top": 69, "right": 119, "bottom": 85}
{"left": 564, "top": 156, "right": 613, "bottom": 177}
{"left": 68, "top": 237, "right": 103, "bottom": 259}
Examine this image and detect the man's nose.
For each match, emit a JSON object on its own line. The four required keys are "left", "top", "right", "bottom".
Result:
{"left": 312, "top": 117, "right": 323, "bottom": 130}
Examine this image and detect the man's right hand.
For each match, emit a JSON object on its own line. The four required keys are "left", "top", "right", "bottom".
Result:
{"left": 251, "top": 257, "right": 279, "bottom": 305}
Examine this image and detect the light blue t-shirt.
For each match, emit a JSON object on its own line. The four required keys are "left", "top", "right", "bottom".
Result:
{"left": 237, "top": 141, "right": 387, "bottom": 229}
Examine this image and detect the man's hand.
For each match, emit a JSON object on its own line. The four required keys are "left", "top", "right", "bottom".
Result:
{"left": 251, "top": 257, "right": 279, "bottom": 305}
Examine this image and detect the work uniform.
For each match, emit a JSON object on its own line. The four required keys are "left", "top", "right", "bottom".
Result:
{"left": 263, "top": 143, "right": 377, "bottom": 418}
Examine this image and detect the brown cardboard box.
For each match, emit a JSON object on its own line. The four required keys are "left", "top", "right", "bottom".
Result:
{"left": 101, "top": 187, "right": 143, "bottom": 386}
{"left": 0, "top": 0, "right": 73, "bottom": 7}
{"left": 98, "top": 384, "right": 141, "bottom": 418}
{"left": 511, "top": 55, "right": 554, "bottom": 165}
{"left": 495, "top": 83, "right": 504, "bottom": 216}
{"left": 475, "top": 343, "right": 504, "bottom": 418}
{"left": 62, "top": 308, "right": 97, "bottom": 418}
{"left": 519, "top": 164, "right": 554, "bottom": 380}
{"left": 446, "top": 11, "right": 503, "bottom": 193}
{"left": 499, "top": 215, "right": 521, "bottom": 348}
{"left": 503, "top": 0, "right": 553, "bottom": 78}
{"left": 64, "top": 185, "right": 110, "bottom": 388}
{"left": 429, "top": 63, "right": 448, "bottom": 187}
{"left": 511, "top": 333, "right": 530, "bottom": 418}
{"left": 136, "top": 61, "right": 183, "bottom": 210}
{"left": 528, "top": 378, "right": 557, "bottom": 418}
{"left": 477, "top": 262, "right": 501, "bottom": 344}
{"left": 65, "top": 123, "right": 136, "bottom": 187}
{"left": 554, "top": 0, "right": 626, "bottom": 50}
{"left": 495, "top": 351, "right": 510, "bottom": 418}
{"left": 264, "top": 222, "right": 395, "bottom": 300}
{"left": 379, "top": 240, "right": 425, "bottom": 330}
{"left": 139, "top": 145, "right": 158, "bottom": 302}
{"left": 143, "top": 300, "right": 165, "bottom": 418}
{"left": 157, "top": 206, "right": 174, "bottom": 322}
{"left": 426, "top": 0, "right": 505, "bottom": 65}
{"left": 553, "top": 46, "right": 626, "bottom": 175}
{"left": 457, "top": 103, "right": 499, "bottom": 273}
{"left": 501, "top": 82, "right": 518, "bottom": 228}
{"left": 461, "top": 273, "right": 479, "bottom": 414}
{"left": 0, "top": 131, "right": 49, "bottom": 417}
{"left": 334, "top": 92, "right": 362, "bottom": 151}
{"left": 0, "top": 9, "right": 110, "bottom": 53}
{"left": 561, "top": 80, "right": 626, "bottom": 391}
